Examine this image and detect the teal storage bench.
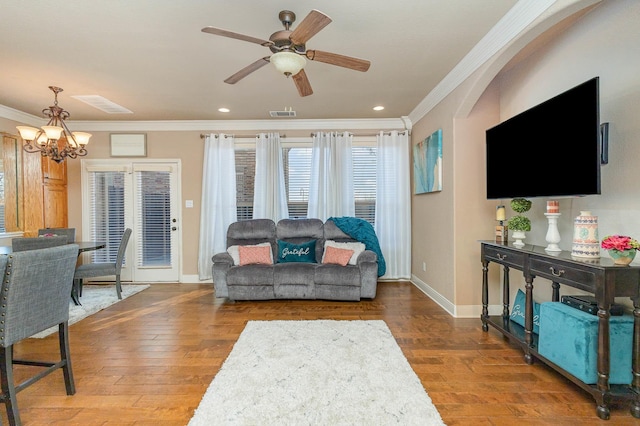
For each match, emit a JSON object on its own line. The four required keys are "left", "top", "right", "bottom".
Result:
{"left": 538, "top": 301, "right": 633, "bottom": 385}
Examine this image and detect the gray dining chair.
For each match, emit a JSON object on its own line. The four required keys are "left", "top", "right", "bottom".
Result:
{"left": 11, "top": 235, "right": 69, "bottom": 252}
{"left": 73, "top": 228, "right": 132, "bottom": 301}
{"left": 38, "top": 227, "right": 76, "bottom": 242}
{"left": 0, "top": 244, "right": 79, "bottom": 426}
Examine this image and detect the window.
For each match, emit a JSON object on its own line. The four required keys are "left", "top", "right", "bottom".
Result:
{"left": 283, "top": 147, "right": 311, "bottom": 218}
{"left": 235, "top": 149, "right": 255, "bottom": 221}
{"left": 352, "top": 146, "right": 377, "bottom": 224}
{"left": 235, "top": 142, "right": 377, "bottom": 224}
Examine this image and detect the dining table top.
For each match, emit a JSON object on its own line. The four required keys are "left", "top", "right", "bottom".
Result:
{"left": 0, "top": 241, "right": 106, "bottom": 255}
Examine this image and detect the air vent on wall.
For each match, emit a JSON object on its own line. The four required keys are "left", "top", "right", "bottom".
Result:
{"left": 269, "top": 108, "right": 296, "bottom": 118}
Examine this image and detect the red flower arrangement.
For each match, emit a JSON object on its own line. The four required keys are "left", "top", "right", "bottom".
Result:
{"left": 601, "top": 235, "right": 640, "bottom": 252}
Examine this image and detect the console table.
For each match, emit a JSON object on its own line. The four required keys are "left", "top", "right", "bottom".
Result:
{"left": 480, "top": 241, "right": 640, "bottom": 420}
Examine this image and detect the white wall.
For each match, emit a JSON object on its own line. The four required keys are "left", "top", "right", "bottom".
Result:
{"left": 411, "top": 0, "right": 640, "bottom": 315}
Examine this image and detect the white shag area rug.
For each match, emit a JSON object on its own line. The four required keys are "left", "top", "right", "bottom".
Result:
{"left": 31, "top": 284, "right": 150, "bottom": 338}
{"left": 188, "top": 320, "right": 446, "bottom": 426}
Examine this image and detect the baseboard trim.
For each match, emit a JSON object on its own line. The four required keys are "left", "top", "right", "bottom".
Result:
{"left": 410, "top": 276, "right": 502, "bottom": 318}
{"left": 410, "top": 275, "right": 455, "bottom": 316}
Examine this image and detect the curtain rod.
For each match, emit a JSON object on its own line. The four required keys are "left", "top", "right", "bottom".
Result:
{"left": 200, "top": 130, "right": 408, "bottom": 139}
{"left": 309, "top": 130, "right": 408, "bottom": 137}
{"left": 200, "top": 133, "right": 287, "bottom": 139}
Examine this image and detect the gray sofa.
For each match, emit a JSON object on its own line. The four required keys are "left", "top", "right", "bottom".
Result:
{"left": 211, "top": 218, "right": 379, "bottom": 301}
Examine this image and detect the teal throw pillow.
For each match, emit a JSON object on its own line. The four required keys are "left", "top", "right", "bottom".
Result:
{"left": 277, "top": 240, "right": 316, "bottom": 263}
{"left": 510, "top": 288, "right": 541, "bottom": 334}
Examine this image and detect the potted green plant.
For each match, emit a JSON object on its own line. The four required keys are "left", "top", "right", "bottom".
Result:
{"left": 507, "top": 198, "right": 532, "bottom": 247}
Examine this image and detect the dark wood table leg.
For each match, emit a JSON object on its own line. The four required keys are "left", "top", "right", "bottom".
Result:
{"left": 631, "top": 297, "right": 640, "bottom": 418}
{"left": 551, "top": 281, "right": 560, "bottom": 302}
{"left": 524, "top": 276, "right": 534, "bottom": 364}
{"left": 596, "top": 303, "right": 611, "bottom": 420}
{"left": 481, "top": 260, "right": 489, "bottom": 332}
{"left": 502, "top": 265, "right": 510, "bottom": 318}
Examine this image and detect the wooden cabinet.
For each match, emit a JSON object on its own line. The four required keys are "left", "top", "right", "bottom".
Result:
{"left": 1, "top": 134, "right": 23, "bottom": 233}
{"left": 480, "top": 241, "right": 640, "bottom": 420}
{"left": 22, "top": 149, "right": 68, "bottom": 237}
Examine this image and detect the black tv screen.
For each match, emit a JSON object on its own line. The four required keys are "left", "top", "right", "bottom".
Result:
{"left": 486, "top": 77, "right": 601, "bottom": 199}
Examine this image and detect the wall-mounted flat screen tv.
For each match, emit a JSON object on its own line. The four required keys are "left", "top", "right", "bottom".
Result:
{"left": 486, "top": 77, "right": 601, "bottom": 199}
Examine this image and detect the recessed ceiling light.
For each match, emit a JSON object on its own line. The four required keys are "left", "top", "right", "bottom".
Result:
{"left": 218, "top": 107, "right": 230, "bottom": 113}
{"left": 373, "top": 105, "right": 384, "bottom": 111}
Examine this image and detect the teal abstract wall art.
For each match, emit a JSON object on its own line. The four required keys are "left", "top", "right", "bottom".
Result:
{"left": 413, "top": 128, "right": 442, "bottom": 194}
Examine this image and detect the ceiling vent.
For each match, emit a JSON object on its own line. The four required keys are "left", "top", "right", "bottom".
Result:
{"left": 269, "top": 108, "right": 296, "bottom": 118}
{"left": 71, "top": 95, "right": 133, "bottom": 114}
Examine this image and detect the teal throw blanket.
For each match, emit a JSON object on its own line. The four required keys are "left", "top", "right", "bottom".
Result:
{"left": 328, "top": 216, "right": 386, "bottom": 277}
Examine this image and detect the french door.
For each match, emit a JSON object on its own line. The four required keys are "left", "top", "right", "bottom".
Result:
{"left": 81, "top": 159, "right": 181, "bottom": 282}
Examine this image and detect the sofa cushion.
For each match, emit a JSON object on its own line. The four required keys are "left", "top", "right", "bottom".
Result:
{"left": 315, "top": 264, "right": 361, "bottom": 286}
{"left": 323, "top": 240, "right": 365, "bottom": 265}
{"left": 227, "top": 219, "right": 277, "bottom": 259}
{"left": 277, "top": 239, "right": 317, "bottom": 263}
{"left": 322, "top": 245, "right": 354, "bottom": 266}
{"left": 510, "top": 289, "right": 541, "bottom": 334}
{"left": 227, "top": 242, "right": 272, "bottom": 266}
{"left": 239, "top": 244, "right": 273, "bottom": 266}
{"left": 277, "top": 218, "right": 325, "bottom": 261}
{"left": 227, "top": 265, "right": 274, "bottom": 286}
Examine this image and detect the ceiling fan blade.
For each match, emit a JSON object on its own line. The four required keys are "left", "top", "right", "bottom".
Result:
{"left": 224, "top": 57, "right": 271, "bottom": 84}
{"left": 201, "top": 27, "right": 273, "bottom": 47}
{"left": 289, "top": 10, "right": 332, "bottom": 45}
{"left": 292, "top": 69, "right": 313, "bottom": 97}
{"left": 306, "top": 50, "right": 371, "bottom": 72}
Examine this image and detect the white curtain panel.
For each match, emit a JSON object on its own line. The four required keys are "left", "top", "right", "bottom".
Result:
{"left": 376, "top": 131, "right": 411, "bottom": 279}
{"left": 197, "top": 134, "right": 237, "bottom": 280}
{"left": 308, "top": 131, "right": 354, "bottom": 221}
{"left": 253, "top": 133, "right": 288, "bottom": 221}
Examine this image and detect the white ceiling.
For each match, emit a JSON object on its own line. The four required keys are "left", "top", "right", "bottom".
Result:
{"left": 0, "top": 1, "right": 518, "bottom": 123}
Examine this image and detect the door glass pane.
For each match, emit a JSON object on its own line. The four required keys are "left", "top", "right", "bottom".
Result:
{"left": 135, "top": 170, "right": 172, "bottom": 267}
{"left": 87, "top": 171, "right": 126, "bottom": 262}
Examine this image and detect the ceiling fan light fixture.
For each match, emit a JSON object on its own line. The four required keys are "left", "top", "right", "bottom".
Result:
{"left": 271, "top": 51, "right": 306, "bottom": 77}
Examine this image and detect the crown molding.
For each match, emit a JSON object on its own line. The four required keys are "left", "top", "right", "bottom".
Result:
{"left": 59, "top": 117, "right": 410, "bottom": 133}
{"left": 0, "top": 103, "right": 410, "bottom": 132}
{"left": 0, "top": 104, "right": 46, "bottom": 126}
{"left": 408, "top": 0, "right": 556, "bottom": 124}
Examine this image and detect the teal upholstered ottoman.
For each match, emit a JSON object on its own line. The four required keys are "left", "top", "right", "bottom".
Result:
{"left": 538, "top": 301, "right": 633, "bottom": 385}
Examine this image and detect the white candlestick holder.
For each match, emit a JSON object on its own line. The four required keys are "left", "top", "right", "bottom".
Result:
{"left": 544, "top": 212, "right": 562, "bottom": 252}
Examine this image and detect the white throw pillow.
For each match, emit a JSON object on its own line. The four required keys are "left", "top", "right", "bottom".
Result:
{"left": 227, "top": 242, "right": 273, "bottom": 266}
{"left": 322, "top": 240, "right": 365, "bottom": 265}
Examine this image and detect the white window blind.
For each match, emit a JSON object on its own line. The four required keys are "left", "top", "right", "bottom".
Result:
{"left": 87, "top": 170, "right": 127, "bottom": 263}
{"left": 235, "top": 149, "right": 255, "bottom": 221}
{"left": 284, "top": 147, "right": 311, "bottom": 219}
{"left": 134, "top": 169, "right": 172, "bottom": 268}
{"left": 353, "top": 146, "right": 377, "bottom": 225}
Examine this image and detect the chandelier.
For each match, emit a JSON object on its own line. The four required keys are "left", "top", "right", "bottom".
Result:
{"left": 16, "top": 86, "right": 91, "bottom": 163}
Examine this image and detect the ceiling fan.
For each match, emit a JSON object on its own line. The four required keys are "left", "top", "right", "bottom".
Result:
{"left": 201, "top": 9, "right": 371, "bottom": 97}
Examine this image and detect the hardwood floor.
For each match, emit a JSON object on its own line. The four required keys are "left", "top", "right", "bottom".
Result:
{"left": 8, "top": 282, "right": 639, "bottom": 425}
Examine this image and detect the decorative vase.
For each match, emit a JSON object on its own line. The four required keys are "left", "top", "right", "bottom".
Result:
{"left": 512, "top": 230, "right": 526, "bottom": 248}
{"left": 544, "top": 212, "right": 562, "bottom": 252}
{"left": 571, "top": 211, "right": 599, "bottom": 258}
{"left": 609, "top": 249, "right": 636, "bottom": 265}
